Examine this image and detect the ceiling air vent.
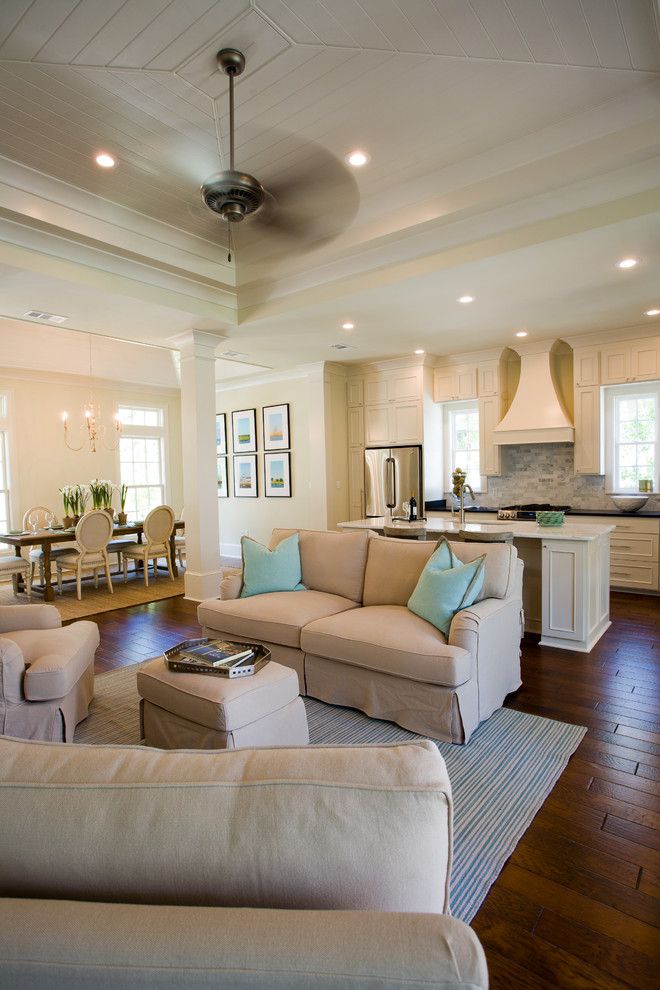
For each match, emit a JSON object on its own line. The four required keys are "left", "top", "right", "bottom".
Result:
{"left": 331, "top": 342, "right": 356, "bottom": 351}
{"left": 221, "top": 350, "right": 249, "bottom": 360}
{"left": 22, "top": 310, "right": 68, "bottom": 324}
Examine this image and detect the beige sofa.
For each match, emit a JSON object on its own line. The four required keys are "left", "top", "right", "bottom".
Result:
{"left": 0, "top": 733, "right": 488, "bottom": 989}
{"left": 199, "top": 529, "right": 523, "bottom": 744}
{"left": 0, "top": 604, "right": 99, "bottom": 741}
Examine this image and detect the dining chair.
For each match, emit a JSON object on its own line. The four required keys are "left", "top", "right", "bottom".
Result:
{"left": 0, "top": 556, "right": 32, "bottom": 598}
{"left": 22, "top": 506, "right": 68, "bottom": 585}
{"left": 121, "top": 505, "right": 175, "bottom": 586}
{"left": 55, "top": 510, "right": 114, "bottom": 600}
{"left": 174, "top": 507, "right": 186, "bottom": 568}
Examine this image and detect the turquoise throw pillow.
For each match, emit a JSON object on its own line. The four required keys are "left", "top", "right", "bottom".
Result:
{"left": 240, "top": 534, "right": 303, "bottom": 598}
{"left": 408, "top": 553, "right": 486, "bottom": 637}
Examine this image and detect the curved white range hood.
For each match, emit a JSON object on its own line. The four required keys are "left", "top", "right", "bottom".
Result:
{"left": 493, "top": 341, "right": 574, "bottom": 445}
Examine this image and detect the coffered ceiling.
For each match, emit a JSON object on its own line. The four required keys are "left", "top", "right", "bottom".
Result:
{"left": 0, "top": 0, "right": 659, "bottom": 376}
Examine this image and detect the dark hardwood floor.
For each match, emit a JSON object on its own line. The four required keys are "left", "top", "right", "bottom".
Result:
{"left": 82, "top": 590, "right": 660, "bottom": 989}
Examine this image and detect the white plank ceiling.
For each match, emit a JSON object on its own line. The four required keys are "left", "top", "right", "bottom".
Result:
{"left": 0, "top": 0, "right": 658, "bottom": 361}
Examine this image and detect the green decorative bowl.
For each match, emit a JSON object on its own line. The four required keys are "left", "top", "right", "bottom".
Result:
{"left": 536, "top": 510, "right": 565, "bottom": 527}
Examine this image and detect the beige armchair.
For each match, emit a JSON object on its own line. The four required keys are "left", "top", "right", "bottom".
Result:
{"left": 0, "top": 604, "right": 99, "bottom": 741}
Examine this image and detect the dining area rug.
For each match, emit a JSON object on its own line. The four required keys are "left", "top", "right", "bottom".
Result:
{"left": 0, "top": 573, "right": 185, "bottom": 622}
{"left": 75, "top": 662, "right": 586, "bottom": 924}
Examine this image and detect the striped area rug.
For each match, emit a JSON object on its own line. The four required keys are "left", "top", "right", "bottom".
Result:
{"left": 76, "top": 663, "right": 586, "bottom": 923}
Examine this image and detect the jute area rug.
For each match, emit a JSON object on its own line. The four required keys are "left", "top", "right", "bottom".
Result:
{"left": 76, "top": 663, "right": 586, "bottom": 924}
{"left": 0, "top": 572, "right": 185, "bottom": 622}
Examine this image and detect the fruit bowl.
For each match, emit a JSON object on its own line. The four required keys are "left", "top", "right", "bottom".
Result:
{"left": 536, "top": 510, "right": 565, "bottom": 527}
{"left": 608, "top": 494, "right": 649, "bottom": 513}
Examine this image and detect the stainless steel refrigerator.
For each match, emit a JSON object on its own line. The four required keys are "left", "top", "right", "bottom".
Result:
{"left": 364, "top": 445, "right": 423, "bottom": 519}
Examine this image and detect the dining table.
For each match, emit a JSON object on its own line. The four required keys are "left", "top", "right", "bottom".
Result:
{"left": 0, "top": 520, "right": 185, "bottom": 601}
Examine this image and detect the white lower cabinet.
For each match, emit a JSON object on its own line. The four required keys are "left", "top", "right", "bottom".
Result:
{"left": 540, "top": 536, "right": 610, "bottom": 651}
{"left": 570, "top": 514, "right": 660, "bottom": 592}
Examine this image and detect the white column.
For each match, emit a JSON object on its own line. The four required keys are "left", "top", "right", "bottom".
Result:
{"left": 175, "top": 330, "right": 224, "bottom": 601}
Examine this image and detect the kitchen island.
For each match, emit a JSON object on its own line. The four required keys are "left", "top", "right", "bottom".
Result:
{"left": 339, "top": 514, "right": 615, "bottom": 653}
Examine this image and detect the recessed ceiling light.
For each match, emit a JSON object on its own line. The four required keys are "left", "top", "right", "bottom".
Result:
{"left": 346, "top": 150, "right": 369, "bottom": 167}
{"left": 515, "top": 331, "right": 528, "bottom": 338}
{"left": 341, "top": 322, "right": 355, "bottom": 330}
{"left": 616, "top": 257, "right": 638, "bottom": 269}
{"left": 644, "top": 308, "right": 660, "bottom": 317}
{"left": 95, "top": 152, "right": 115, "bottom": 168}
{"left": 414, "top": 348, "right": 425, "bottom": 355}
{"left": 457, "top": 295, "right": 474, "bottom": 304}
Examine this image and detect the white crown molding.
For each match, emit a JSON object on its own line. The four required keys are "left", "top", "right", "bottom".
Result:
{"left": 0, "top": 365, "right": 181, "bottom": 396}
{"left": 561, "top": 324, "right": 660, "bottom": 348}
{"left": 215, "top": 362, "right": 324, "bottom": 393}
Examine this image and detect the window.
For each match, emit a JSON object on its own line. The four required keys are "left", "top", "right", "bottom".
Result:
{"left": 605, "top": 384, "right": 658, "bottom": 492}
{"left": 444, "top": 401, "right": 481, "bottom": 492}
{"left": 118, "top": 405, "right": 167, "bottom": 518}
{"left": 0, "top": 394, "right": 10, "bottom": 533}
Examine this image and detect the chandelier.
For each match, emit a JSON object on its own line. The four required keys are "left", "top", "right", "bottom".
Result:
{"left": 62, "top": 335, "right": 122, "bottom": 453}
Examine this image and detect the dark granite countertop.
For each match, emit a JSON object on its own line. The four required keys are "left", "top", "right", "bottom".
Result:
{"left": 435, "top": 506, "right": 660, "bottom": 519}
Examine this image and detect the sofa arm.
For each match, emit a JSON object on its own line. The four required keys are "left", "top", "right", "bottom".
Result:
{"left": 0, "top": 638, "right": 26, "bottom": 705}
{"left": 0, "top": 899, "right": 489, "bottom": 990}
{"left": 0, "top": 605, "right": 62, "bottom": 634}
{"left": 219, "top": 566, "right": 242, "bottom": 600}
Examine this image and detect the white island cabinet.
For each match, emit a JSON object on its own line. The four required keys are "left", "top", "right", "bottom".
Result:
{"left": 338, "top": 515, "right": 614, "bottom": 654}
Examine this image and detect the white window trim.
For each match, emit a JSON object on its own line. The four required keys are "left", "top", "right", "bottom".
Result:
{"left": 442, "top": 399, "right": 484, "bottom": 494}
{"left": 604, "top": 382, "right": 659, "bottom": 493}
{"left": 116, "top": 404, "right": 170, "bottom": 514}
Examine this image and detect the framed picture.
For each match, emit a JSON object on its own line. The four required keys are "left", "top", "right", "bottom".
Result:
{"left": 215, "top": 413, "right": 227, "bottom": 455}
{"left": 233, "top": 455, "right": 258, "bottom": 497}
{"left": 264, "top": 451, "right": 291, "bottom": 497}
{"left": 262, "top": 403, "right": 290, "bottom": 450}
{"left": 232, "top": 408, "right": 257, "bottom": 453}
{"left": 217, "top": 456, "right": 228, "bottom": 498}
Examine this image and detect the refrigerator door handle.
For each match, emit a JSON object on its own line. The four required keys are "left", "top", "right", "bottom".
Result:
{"left": 385, "top": 457, "right": 396, "bottom": 508}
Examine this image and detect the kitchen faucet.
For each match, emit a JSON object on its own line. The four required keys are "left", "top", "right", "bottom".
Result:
{"left": 451, "top": 468, "right": 476, "bottom": 527}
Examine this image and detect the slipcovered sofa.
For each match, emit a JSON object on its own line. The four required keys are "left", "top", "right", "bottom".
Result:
{"left": 199, "top": 529, "right": 523, "bottom": 744}
{"left": 0, "top": 604, "right": 99, "bottom": 741}
{"left": 0, "top": 733, "right": 488, "bottom": 989}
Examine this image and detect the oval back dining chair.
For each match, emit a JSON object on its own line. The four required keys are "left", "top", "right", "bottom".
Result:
{"left": 22, "top": 505, "right": 68, "bottom": 585}
{"left": 174, "top": 507, "right": 185, "bottom": 568}
{"left": 55, "top": 510, "right": 114, "bottom": 600}
{"left": 121, "top": 505, "right": 175, "bottom": 587}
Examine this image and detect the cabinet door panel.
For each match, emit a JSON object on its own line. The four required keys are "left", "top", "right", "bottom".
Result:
{"left": 364, "top": 404, "right": 390, "bottom": 445}
{"left": 631, "top": 341, "right": 660, "bottom": 381}
{"left": 348, "top": 447, "right": 365, "bottom": 520}
{"left": 388, "top": 370, "right": 420, "bottom": 402}
{"left": 574, "top": 349, "right": 600, "bottom": 387}
{"left": 433, "top": 369, "right": 454, "bottom": 402}
{"left": 391, "top": 401, "right": 422, "bottom": 444}
{"left": 479, "top": 394, "right": 502, "bottom": 476}
{"left": 574, "top": 386, "right": 601, "bottom": 475}
{"left": 348, "top": 406, "right": 364, "bottom": 446}
{"left": 600, "top": 346, "right": 629, "bottom": 385}
{"left": 347, "top": 378, "right": 363, "bottom": 406}
{"left": 478, "top": 364, "right": 499, "bottom": 397}
{"left": 364, "top": 376, "right": 388, "bottom": 405}
{"left": 455, "top": 366, "right": 478, "bottom": 400}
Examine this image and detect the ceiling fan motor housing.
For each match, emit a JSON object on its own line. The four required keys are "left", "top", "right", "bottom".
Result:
{"left": 201, "top": 170, "right": 266, "bottom": 222}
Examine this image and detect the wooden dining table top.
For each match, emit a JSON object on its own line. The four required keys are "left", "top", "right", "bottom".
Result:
{"left": 0, "top": 520, "right": 184, "bottom": 548}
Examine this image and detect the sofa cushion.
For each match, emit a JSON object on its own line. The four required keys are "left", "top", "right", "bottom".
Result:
{"left": 7, "top": 621, "right": 99, "bottom": 702}
{"left": 271, "top": 529, "right": 371, "bottom": 603}
{"left": 362, "top": 536, "right": 437, "bottom": 606}
{"left": 449, "top": 541, "right": 518, "bottom": 600}
{"left": 198, "top": 590, "right": 358, "bottom": 649}
{"left": 408, "top": 553, "right": 486, "bottom": 636}
{"left": 0, "top": 735, "right": 452, "bottom": 914}
{"left": 240, "top": 533, "right": 302, "bottom": 597}
{"left": 301, "top": 605, "right": 472, "bottom": 688}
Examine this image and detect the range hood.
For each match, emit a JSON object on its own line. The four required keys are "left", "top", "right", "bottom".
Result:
{"left": 493, "top": 341, "right": 574, "bottom": 445}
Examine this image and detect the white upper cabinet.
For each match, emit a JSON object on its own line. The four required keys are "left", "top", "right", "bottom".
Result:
{"left": 433, "top": 364, "right": 478, "bottom": 402}
{"left": 573, "top": 349, "right": 600, "bottom": 388}
{"left": 600, "top": 344, "right": 630, "bottom": 385}
{"left": 364, "top": 367, "right": 422, "bottom": 405}
{"left": 478, "top": 362, "right": 500, "bottom": 397}
{"left": 600, "top": 338, "right": 660, "bottom": 385}
{"left": 347, "top": 378, "right": 364, "bottom": 407}
{"left": 631, "top": 340, "right": 660, "bottom": 381}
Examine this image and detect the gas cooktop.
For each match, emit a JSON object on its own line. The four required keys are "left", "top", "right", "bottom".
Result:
{"left": 497, "top": 503, "right": 571, "bottom": 520}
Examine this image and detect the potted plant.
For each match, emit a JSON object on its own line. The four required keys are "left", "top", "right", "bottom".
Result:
{"left": 118, "top": 484, "right": 128, "bottom": 526}
{"left": 72, "top": 484, "right": 89, "bottom": 523}
{"left": 60, "top": 486, "right": 73, "bottom": 529}
{"left": 102, "top": 480, "right": 116, "bottom": 519}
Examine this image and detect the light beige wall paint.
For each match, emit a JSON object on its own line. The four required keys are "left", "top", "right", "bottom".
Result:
{"left": 0, "top": 371, "right": 182, "bottom": 527}
{"left": 216, "top": 369, "right": 336, "bottom": 555}
{"left": 323, "top": 367, "right": 349, "bottom": 531}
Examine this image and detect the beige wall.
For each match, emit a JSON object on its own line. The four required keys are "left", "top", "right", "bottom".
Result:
{"left": 1, "top": 371, "right": 182, "bottom": 528}
{"left": 216, "top": 366, "right": 348, "bottom": 556}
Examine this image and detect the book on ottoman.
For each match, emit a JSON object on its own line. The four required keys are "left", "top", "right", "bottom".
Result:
{"left": 164, "top": 639, "right": 270, "bottom": 678}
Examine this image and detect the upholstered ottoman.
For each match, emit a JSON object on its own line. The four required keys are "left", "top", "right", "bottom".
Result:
{"left": 137, "top": 657, "right": 309, "bottom": 750}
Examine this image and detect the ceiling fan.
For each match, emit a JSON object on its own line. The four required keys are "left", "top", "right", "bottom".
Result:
{"left": 199, "top": 48, "right": 359, "bottom": 263}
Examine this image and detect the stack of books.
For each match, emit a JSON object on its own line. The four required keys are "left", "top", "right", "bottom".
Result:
{"left": 164, "top": 639, "right": 270, "bottom": 678}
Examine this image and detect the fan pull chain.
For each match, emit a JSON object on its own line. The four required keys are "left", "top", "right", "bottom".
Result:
{"left": 227, "top": 222, "right": 234, "bottom": 263}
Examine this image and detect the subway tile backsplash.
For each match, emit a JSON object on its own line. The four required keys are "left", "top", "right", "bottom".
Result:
{"left": 459, "top": 443, "right": 659, "bottom": 511}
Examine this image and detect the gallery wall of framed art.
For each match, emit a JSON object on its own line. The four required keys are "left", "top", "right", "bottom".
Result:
{"left": 219, "top": 401, "right": 292, "bottom": 500}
